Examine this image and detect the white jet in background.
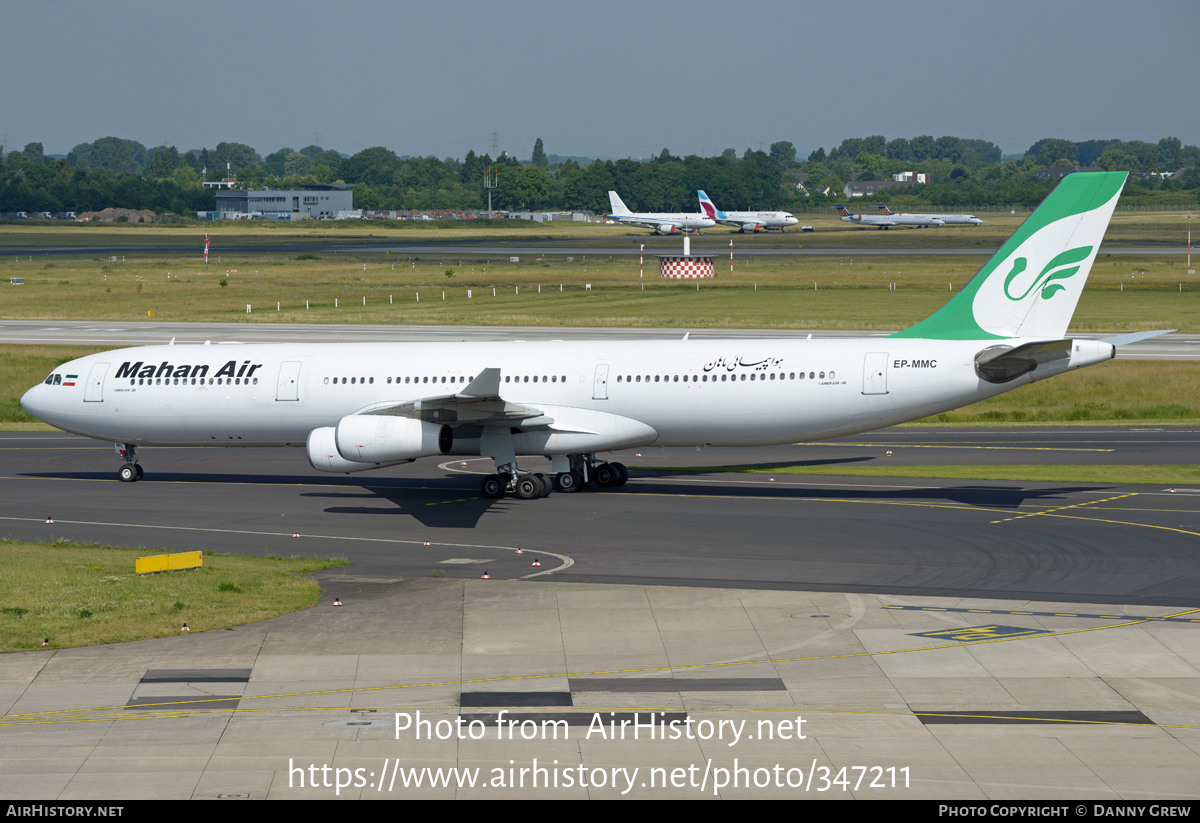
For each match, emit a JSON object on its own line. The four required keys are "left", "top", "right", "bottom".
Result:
{"left": 697, "top": 190, "right": 798, "bottom": 232}
{"left": 877, "top": 204, "right": 982, "bottom": 226}
{"left": 606, "top": 191, "right": 715, "bottom": 234}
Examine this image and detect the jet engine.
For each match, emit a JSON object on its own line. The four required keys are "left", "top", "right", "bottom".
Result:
{"left": 335, "top": 414, "right": 451, "bottom": 463}
{"left": 306, "top": 426, "right": 401, "bottom": 473}
{"left": 658, "top": 224, "right": 676, "bottom": 234}
{"left": 741, "top": 222, "right": 760, "bottom": 232}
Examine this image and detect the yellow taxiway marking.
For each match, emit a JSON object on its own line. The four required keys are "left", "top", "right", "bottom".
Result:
{"left": 8, "top": 605, "right": 1200, "bottom": 728}
{"left": 992, "top": 492, "right": 1139, "bottom": 523}
{"left": 808, "top": 442, "right": 1114, "bottom": 452}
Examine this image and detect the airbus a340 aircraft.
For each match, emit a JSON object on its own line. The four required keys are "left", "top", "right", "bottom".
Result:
{"left": 877, "top": 204, "right": 982, "bottom": 226}
{"left": 834, "top": 204, "right": 943, "bottom": 229}
{"left": 697, "top": 190, "right": 798, "bottom": 232}
{"left": 24, "top": 172, "right": 1159, "bottom": 500}
{"left": 606, "top": 191, "right": 715, "bottom": 234}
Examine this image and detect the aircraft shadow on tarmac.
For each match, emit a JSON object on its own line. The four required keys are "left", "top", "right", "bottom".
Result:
{"left": 22, "top": 469, "right": 1116, "bottom": 527}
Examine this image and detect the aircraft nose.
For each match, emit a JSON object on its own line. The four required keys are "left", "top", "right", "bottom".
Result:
{"left": 20, "top": 384, "right": 48, "bottom": 422}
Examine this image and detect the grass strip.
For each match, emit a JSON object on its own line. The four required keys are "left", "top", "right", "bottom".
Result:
{"left": 0, "top": 539, "right": 348, "bottom": 652}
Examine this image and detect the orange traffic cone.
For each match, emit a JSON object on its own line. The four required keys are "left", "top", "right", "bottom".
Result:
{"left": 531, "top": 559, "right": 541, "bottom": 567}
{"left": 181, "top": 623, "right": 189, "bottom": 632}
{"left": 481, "top": 571, "right": 490, "bottom": 579}
{"left": 45, "top": 516, "right": 53, "bottom": 524}
{"left": 333, "top": 597, "right": 342, "bottom": 607}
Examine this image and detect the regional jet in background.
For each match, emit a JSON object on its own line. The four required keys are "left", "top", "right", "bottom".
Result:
{"left": 697, "top": 190, "right": 798, "bottom": 232}
{"left": 878, "top": 204, "right": 982, "bottom": 226}
{"left": 606, "top": 191, "right": 715, "bottom": 234}
{"left": 24, "top": 173, "right": 1163, "bottom": 502}
{"left": 834, "top": 204, "right": 943, "bottom": 229}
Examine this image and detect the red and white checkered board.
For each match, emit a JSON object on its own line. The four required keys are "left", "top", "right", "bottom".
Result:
{"left": 659, "top": 256, "right": 715, "bottom": 278}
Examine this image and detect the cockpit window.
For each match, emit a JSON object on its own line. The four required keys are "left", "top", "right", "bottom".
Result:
{"left": 54, "top": 374, "right": 62, "bottom": 385}
{"left": 44, "top": 374, "right": 55, "bottom": 385}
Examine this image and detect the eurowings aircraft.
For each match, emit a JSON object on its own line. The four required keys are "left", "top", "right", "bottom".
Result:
{"left": 878, "top": 204, "right": 982, "bottom": 226}
{"left": 24, "top": 172, "right": 1160, "bottom": 500}
{"left": 697, "top": 190, "right": 798, "bottom": 232}
{"left": 606, "top": 191, "right": 715, "bottom": 234}
{"left": 834, "top": 204, "right": 943, "bottom": 229}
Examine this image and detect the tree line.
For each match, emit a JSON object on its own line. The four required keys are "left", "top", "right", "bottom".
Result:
{"left": 2, "top": 133, "right": 1197, "bottom": 218}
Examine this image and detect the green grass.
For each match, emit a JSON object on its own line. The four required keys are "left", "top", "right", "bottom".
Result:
{"left": 0, "top": 248, "right": 1195, "bottom": 331}
{"left": 0, "top": 539, "right": 349, "bottom": 652}
{"left": 915, "top": 360, "right": 1200, "bottom": 423}
{"left": 645, "top": 463, "right": 1200, "bottom": 486}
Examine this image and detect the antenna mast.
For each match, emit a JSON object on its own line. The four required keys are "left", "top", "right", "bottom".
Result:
{"left": 483, "top": 165, "right": 498, "bottom": 219}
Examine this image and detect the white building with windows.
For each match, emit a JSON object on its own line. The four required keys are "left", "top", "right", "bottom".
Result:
{"left": 213, "top": 184, "right": 354, "bottom": 220}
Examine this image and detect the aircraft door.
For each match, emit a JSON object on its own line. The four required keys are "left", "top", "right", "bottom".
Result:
{"left": 862, "top": 352, "right": 888, "bottom": 395}
{"left": 84, "top": 362, "right": 109, "bottom": 402}
{"left": 276, "top": 361, "right": 302, "bottom": 401}
{"left": 592, "top": 364, "right": 610, "bottom": 400}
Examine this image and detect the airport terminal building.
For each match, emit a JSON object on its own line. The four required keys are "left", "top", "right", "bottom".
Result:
{"left": 212, "top": 183, "right": 354, "bottom": 219}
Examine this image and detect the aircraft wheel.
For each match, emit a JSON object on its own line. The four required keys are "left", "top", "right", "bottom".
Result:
{"left": 135, "top": 464, "right": 144, "bottom": 480}
{"left": 594, "top": 463, "right": 619, "bottom": 488}
{"left": 554, "top": 470, "right": 582, "bottom": 493}
{"left": 118, "top": 464, "right": 138, "bottom": 483}
{"left": 533, "top": 473, "right": 553, "bottom": 497}
{"left": 514, "top": 476, "right": 540, "bottom": 500}
{"left": 481, "top": 475, "right": 506, "bottom": 499}
{"left": 611, "top": 462, "right": 628, "bottom": 486}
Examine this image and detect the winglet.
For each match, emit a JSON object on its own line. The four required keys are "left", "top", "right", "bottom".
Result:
{"left": 459, "top": 367, "right": 501, "bottom": 398}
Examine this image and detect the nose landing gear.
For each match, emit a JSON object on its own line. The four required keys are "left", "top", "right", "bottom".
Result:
{"left": 115, "top": 443, "right": 143, "bottom": 482}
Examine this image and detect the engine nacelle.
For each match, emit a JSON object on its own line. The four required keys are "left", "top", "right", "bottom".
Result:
{"left": 307, "top": 426, "right": 409, "bottom": 473}
{"left": 658, "top": 223, "right": 676, "bottom": 234}
{"left": 335, "top": 414, "right": 451, "bottom": 464}
{"left": 741, "top": 222, "right": 760, "bottom": 232}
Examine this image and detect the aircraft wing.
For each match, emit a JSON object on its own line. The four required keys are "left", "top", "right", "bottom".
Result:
{"left": 974, "top": 339, "right": 1072, "bottom": 383}
{"left": 350, "top": 368, "right": 555, "bottom": 428}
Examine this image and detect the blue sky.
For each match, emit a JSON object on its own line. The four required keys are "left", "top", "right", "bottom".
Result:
{"left": 2, "top": 0, "right": 1195, "bottom": 160}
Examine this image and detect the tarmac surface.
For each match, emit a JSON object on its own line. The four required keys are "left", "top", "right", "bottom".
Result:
{"left": 2, "top": 429, "right": 1200, "bottom": 799}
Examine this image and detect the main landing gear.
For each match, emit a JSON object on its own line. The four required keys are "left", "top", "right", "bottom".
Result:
{"left": 478, "top": 453, "right": 629, "bottom": 500}
{"left": 115, "top": 444, "right": 144, "bottom": 482}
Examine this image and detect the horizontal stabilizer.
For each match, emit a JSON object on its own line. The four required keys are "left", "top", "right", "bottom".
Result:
{"left": 975, "top": 339, "right": 1071, "bottom": 383}
{"left": 1100, "top": 329, "right": 1175, "bottom": 347}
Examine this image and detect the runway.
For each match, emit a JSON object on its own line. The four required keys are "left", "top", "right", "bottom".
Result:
{"left": 1, "top": 238, "right": 1188, "bottom": 258}
{"left": 1, "top": 319, "right": 1195, "bottom": 359}
{"left": 4, "top": 429, "right": 1199, "bottom": 606}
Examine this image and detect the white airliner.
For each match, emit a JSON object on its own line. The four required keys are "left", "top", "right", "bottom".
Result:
{"left": 834, "top": 204, "right": 943, "bottom": 229}
{"left": 698, "top": 190, "right": 798, "bottom": 232}
{"left": 878, "top": 204, "right": 982, "bottom": 226}
{"left": 606, "top": 191, "right": 715, "bottom": 234}
{"left": 23, "top": 172, "right": 1161, "bottom": 500}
